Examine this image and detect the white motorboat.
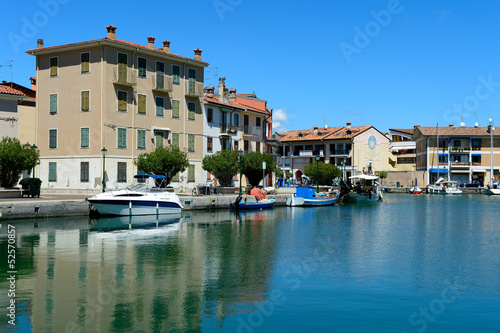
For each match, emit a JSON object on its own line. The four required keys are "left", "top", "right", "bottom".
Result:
{"left": 87, "top": 174, "right": 183, "bottom": 216}
{"left": 347, "top": 175, "right": 383, "bottom": 204}
{"left": 427, "top": 178, "right": 462, "bottom": 195}
{"left": 484, "top": 183, "right": 500, "bottom": 195}
{"left": 409, "top": 186, "right": 422, "bottom": 194}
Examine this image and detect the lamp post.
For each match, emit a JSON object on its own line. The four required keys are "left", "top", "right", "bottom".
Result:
{"left": 262, "top": 161, "right": 266, "bottom": 188}
{"left": 31, "top": 144, "right": 37, "bottom": 177}
{"left": 315, "top": 155, "right": 320, "bottom": 193}
{"left": 101, "top": 147, "right": 107, "bottom": 192}
{"left": 238, "top": 149, "right": 243, "bottom": 196}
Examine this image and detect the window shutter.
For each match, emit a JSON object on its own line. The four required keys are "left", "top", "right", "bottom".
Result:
{"left": 50, "top": 57, "right": 58, "bottom": 76}
{"left": 172, "top": 65, "right": 180, "bottom": 85}
{"left": 49, "top": 130, "right": 57, "bottom": 148}
{"left": 172, "top": 172, "right": 179, "bottom": 182}
{"left": 50, "top": 94, "right": 57, "bottom": 114}
{"left": 118, "top": 128, "right": 127, "bottom": 148}
{"left": 188, "top": 165, "right": 195, "bottom": 182}
{"left": 118, "top": 53, "right": 128, "bottom": 82}
{"left": 188, "top": 69, "right": 196, "bottom": 95}
{"left": 172, "top": 100, "right": 180, "bottom": 118}
{"left": 188, "top": 134, "right": 195, "bottom": 152}
{"left": 81, "top": 91, "right": 89, "bottom": 111}
{"left": 172, "top": 133, "right": 179, "bottom": 147}
{"left": 49, "top": 162, "right": 57, "bottom": 181}
{"left": 81, "top": 53, "right": 89, "bottom": 73}
{"left": 118, "top": 91, "right": 127, "bottom": 111}
{"left": 137, "top": 130, "right": 146, "bottom": 149}
{"left": 156, "top": 97, "right": 164, "bottom": 116}
{"left": 155, "top": 131, "right": 164, "bottom": 148}
{"left": 81, "top": 128, "right": 89, "bottom": 148}
{"left": 188, "top": 102, "right": 195, "bottom": 120}
{"left": 138, "top": 94, "right": 146, "bottom": 114}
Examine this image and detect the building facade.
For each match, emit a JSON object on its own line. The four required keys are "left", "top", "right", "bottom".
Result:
{"left": 27, "top": 25, "right": 207, "bottom": 190}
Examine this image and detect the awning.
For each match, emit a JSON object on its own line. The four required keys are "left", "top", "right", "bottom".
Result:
{"left": 472, "top": 169, "right": 486, "bottom": 173}
{"left": 451, "top": 170, "right": 470, "bottom": 174}
{"left": 430, "top": 168, "right": 448, "bottom": 173}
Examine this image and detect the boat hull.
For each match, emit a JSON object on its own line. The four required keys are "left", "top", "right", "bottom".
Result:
{"left": 90, "top": 214, "right": 183, "bottom": 231}
{"left": 88, "top": 198, "right": 183, "bottom": 216}
{"left": 347, "top": 192, "right": 381, "bottom": 204}
{"left": 230, "top": 199, "right": 275, "bottom": 210}
{"left": 484, "top": 188, "right": 500, "bottom": 195}
{"left": 302, "top": 196, "right": 338, "bottom": 206}
{"left": 427, "top": 187, "right": 462, "bottom": 195}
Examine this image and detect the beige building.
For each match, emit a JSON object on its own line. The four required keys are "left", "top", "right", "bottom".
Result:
{"left": 278, "top": 122, "right": 391, "bottom": 183}
{"left": 27, "top": 25, "right": 207, "bottom": 190}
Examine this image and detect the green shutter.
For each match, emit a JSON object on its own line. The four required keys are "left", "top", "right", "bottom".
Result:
{"left": 172, "top": 100, "right": 180, "bottom": 118}
{"left": 117, "top": 162, "right": 127, "bottom": 183}
{"left": 188, "top": 69, "right": 196, "bottom": 95}
{"left": 49, "top": 129, "right": 57, "bottom": 148}
{"left": 138, "top": 94, "right": 146, "bottom": 114}
{"left": 49, "top": 162, "right": 57, "bottom": 181}
{"left": 171, "top": 133, "right": 179, "bottom": 148}
{"left": 118, "top": 53, "right": 128, "bottom": 82}
{"left": 50, "top": 57, "right": 58, "bottom": 76}
{"left": 172, "top": 65, "right": 180, "bottom": 85}
{"left": 80, "top": 128, "right": 89, "bottom": 148}
{"left": 156, "top": 131, "right": 164, "bottom": 148}
{"left": 81, "top": 53, "right": 89, "bottom": 73}
{"left": 50, "top": 94, "right": 57, "bottom": 114}
{"left": 188, "top": 102, "right": 195, "bottom": 120}
{"left": 138, "top": 57, "right": 147, "bottom": 78}
{"left": 118, "top": 91, "right": 127, "bottom": 111}
{"left": 118, "top": 128, "right": 127, "bottom": 148}
{"left": 156, "top": 97, "right": 164, "bottom": 117}
{"left": 81, "top": 162, "right": 89, "bottom": 182}
{"left": 188, "top": 165, "right": 195, "bottom": 182}
{"left": 137, "top": 130, "right": 146, "bottom": 149}
{"left": 172, "top": 172, "right": 179, "bottom": 182}
{"left": 188, "top": 134, "right": 195, "bottom": 152}
{"left": 81, "top": 91, "right": 89, "bottom": 111}
{"left": 156, "top": 62, "right": 165, "bottom": 89}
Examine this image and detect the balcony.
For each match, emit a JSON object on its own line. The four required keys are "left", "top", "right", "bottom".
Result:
{"left": 330, "top": 149, "right": 351, "bottom": 156}
{"left": 186, "top": 81, "right": 204, "bottom": 97}
{"left": 242, "top": 125, "right": 262, "bottom": 137}
{"left": 113, "top": 68, "right": 136, "bottom": 87}
{"left": 298, "top": 150, "right": 324, "bottom": 157}
{"left": 220, "top": 123, "right": 238, "bottom": 135}
{"left": 152, "top": 74, "right": 173, "bottom": 93}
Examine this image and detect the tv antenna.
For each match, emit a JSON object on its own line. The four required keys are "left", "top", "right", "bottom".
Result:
{"left": 474, "top": 111, "right": 479, "bottom": 127}
{"left": 0, "top": 60, "right": 13, "bottom": 84}
{"left": 460, "top": 112, "right": 465, "bottom": 127}
{"left": 204, "top": 67, "right": 218, "bottom": 87}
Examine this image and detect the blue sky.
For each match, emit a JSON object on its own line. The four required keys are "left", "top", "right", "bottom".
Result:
{"left": 2, "top": 0, "right": 500, "bottom": 133}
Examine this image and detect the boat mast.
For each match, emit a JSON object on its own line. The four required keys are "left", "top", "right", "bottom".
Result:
{"left": 436, "top": 123, "right": 440, "bottom": 180}
{"left": 489, "top": 118, "right": 495, "bottom": 185}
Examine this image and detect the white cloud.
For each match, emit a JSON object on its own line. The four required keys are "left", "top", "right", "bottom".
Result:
{"left": 272, "top": 108, "right": 289, "bottom": 133}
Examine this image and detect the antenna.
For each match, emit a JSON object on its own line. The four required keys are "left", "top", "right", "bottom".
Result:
{"left": 204, "top": 67, "right": 218, "bottom": 87}
{"left": 460, "top": 112, "right": 465, "bottom": 126}
{"left": 474, "top": 111, "right": 479, "bottom": 127}
{"left": 0, "top": 60, "right": 13, "bottom": 84}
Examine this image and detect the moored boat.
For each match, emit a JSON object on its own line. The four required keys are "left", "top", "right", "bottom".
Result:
{"left": 346, "top": 175, "right": 383, "bottom": 204}
{"left": 230, "top": 195, "right": 275, "bottom": 210}
{"left": 427, "top": 178, "right": 462, "bottom": 195}
{"left": 87, "top": 174, "right": 183, "bottom": 216}
{"left": 409, "top": 186, "right": 422, "bottom": 194}
{"left": 286, "top": 186, "right": 338, "bottom": 206}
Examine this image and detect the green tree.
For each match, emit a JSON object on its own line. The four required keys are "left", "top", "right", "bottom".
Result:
{"left": 276, "top": 167, "right": 284, "bottom": 178}
{"left": 304, "top": 161, "right": 342, "bottom": 186}
{"left": 0, "top": 137, "right": 39, "bottom": 187}
{"left": 377, "top": 171, "right": 388, "bottom": 184}
{"left": 241, "top": 152, "right": 276, "bottom": 187}
{"left": 202, "top": 150, "right": 239, "bottom": 186}
{"left": 134, "top": 146, "right": 189, "bottom": 185}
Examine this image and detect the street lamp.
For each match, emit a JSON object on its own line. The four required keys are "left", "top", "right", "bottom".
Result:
{"left": 315, "top": 155, "right": 320, "bottom": 193}
{"left": 101, "top": 147, "right": 107, "bottom": 192}
{"left": 31, "top": 144, "right": 37, "bottom": 177}
{"left": 238, "top": 149, "right": 244, "bottom": 196}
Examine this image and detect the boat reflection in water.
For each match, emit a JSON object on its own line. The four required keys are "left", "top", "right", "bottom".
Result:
{"left": 90, "top": 213, "right": 183, "bottom": 232}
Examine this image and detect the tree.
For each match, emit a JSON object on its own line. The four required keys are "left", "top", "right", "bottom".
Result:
{"left": 378, "top": 171, "right": 388, "bottom": 184}
{"left": 241, "top": 152, "right": 276, "bottom": 187}
{"left": 304, "top": 161, "right": 342, "bottom": 186}
{"left": 0, "top": 137, "right": 39, "bottom": 187}
{"left": 134, "top": 146, "right": 189, "bottom": 185}
{"left": 202, "top": 150, "right": 239, "bottom": 187}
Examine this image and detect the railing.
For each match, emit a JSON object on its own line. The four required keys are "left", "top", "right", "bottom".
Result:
{"left": 298, "top": 150, "right": 324, "bottom": 157}
{"left": 330, "top": 149, "right": 350, "bottom": 155}
{"left": 113, "top": 68, "right": 136, "bottom": 86}
{"left": 152, "top": 74, "right": 173, "bottom": 92}
{"left": 242, "top": 125, "right": 262, "bottom": 136}
{"left": 186, "top": 81, "right": 204, "bottom": 97}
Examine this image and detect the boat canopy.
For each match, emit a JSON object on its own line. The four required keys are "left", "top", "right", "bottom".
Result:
{"left": 134, "top": 174, "right": 166, "bottom": 179}
{"left": 349, "top": 175, "right": 379, "bottom": 180}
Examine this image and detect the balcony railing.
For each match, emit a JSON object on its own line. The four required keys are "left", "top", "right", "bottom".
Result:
{"left": 152, "top": 74, "right": 173, "bottom": 92}
{"left": 186, "top": 81, "right": 204, "bottom": 97}
{"left": 297, "top": 150, "right": 324, "bottom": 157}
{"left": 113, "top": 68, "right": 136, "bottom": 86}
{"left": 242, "top": 125, "right": 262, "bottom": 137}
{"left": 330, "top": 149, "right": 351, "bottom": 155}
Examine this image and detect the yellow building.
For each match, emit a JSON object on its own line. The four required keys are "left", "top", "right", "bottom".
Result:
{"left": 26, "top": 25, "right": 207, "bottom": 190}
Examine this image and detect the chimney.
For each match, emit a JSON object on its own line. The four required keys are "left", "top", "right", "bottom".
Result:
{"left": 106, "top": 25, "right": 117, "bottom": 40}
{"left": 204, "top": 86, "right": 214, "bottom": 98}
{"left": 414, "top": 124, "right": 420, "bottom": 128}
{"left": 147, "top": 37, "right": 155, "bottom": 49}
{"left": 218, "top": 77, "right": 226, "bottom": 102}
{"left": 163, "top": 40, "right": 171, "bottom": 53}
{"left": 37, "top": 39, "right": 44, "bottom": 49}
{"left": 30, "top": 77, "right": 36, "bottom": 91}
{"left": 194, "top": 48, "right": 202, "bottom": 61}
{"left": 449, "top": 124, "right": 454, "bottom": 127}
{"left": 229, "top": 87, "right": 236, "bottom": 102}
{"left": 314, "top": 126, "right": 319, "bottom": 134}
{"left": 346, "top": 122, "right": 352, "bottom": 134}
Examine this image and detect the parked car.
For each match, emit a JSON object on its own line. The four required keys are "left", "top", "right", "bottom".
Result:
{"left": 460, "top": 181, "right": 483, "bottom": 188}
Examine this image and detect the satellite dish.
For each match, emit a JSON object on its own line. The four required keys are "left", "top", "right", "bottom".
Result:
{"left": 475, "top": 122, "right": 479, "bottom": 127}
{"left": 324, "top": 124, "right": 328, "bottom": 129}
{"left": 460, "top": 122, "right": 465, "bottom": 127}
{"left": 489, "top": 118, "right": 493, "bottom": 123}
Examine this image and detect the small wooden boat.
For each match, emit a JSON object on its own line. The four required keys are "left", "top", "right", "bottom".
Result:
{"left": 286, "top": 186, "right": 338, "bottom": 206}
{"left": 230, "top": 196, "right": 275, "bottom": 210}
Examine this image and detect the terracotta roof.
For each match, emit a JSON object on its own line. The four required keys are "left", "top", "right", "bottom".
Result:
{"left": 0, "top": 85, "right": 25, "bottom": 96}
{"left": 415, "top": 126, "right": 500, "bottom": 137}
{"left": 204, "top": 95, "right": 271, "bottom": 116}
{"left": 280, "top": 125, "right": 374, "bottom": 143}
{"left": 27, "top": 38, "right": 208, "bottom": 66}
{"left": 390, "top": 128, "right": 414, "bottom": 135}
{"left": 0, "top": 82, "right": 35, "bottom": 98}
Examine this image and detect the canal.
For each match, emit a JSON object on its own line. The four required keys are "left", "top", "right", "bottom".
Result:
{"left": 1, "top": 194, "right": 499, "bottom": 332}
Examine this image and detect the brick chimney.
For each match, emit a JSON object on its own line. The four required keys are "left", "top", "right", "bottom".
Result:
{"left": 147, "top": 37, "right": 155, "bottom": 49}
{"left": 414, "top": 124, "right": 420, "bottom": 128}
{"left": 346, "top": 122, "right": 352, "bottom": 134}
{"left": 163, "top": 40, "right": 171, "bottom": 53}
{"left": 218, "top": 77, "right": 226, "bottom": 102}
{"left": 106, "top": 25, "right": 116, "bottom": 40}
{"left": 449, "top": 124, "right": 454, "bottom": 127}
{"left": 229, "top": 87, "right": 236, "bottom": 102}
{"left": 194, "top": 48, "right": 202, "bottom": 61}
{"left": 204, "top": 86, "right": 214, "bottom": 98}
{"left": 30, "top": 77, "right": 36, "bottom": 91}
{"left": 37, "top": 39, "right": 44, "bottom": 49}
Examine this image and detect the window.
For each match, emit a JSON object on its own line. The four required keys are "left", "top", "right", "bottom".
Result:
{"left": 48, "top": 162, "right": 57, "bottom": 181}
{"left": 156, "top": 96, "right": 165, "bottom": 117}
{"left": 81, "top": 53, "right": 90, "bottom": 73}
{"left": 172, "top": 172, "right": 179, "bottom": 182}
{"left": 137, "top": 129, "right": 146, "bottom": 149}
{"left": 454, "top": 140, "right": 461, "bottom": 147}
{"left": 49, "top": 57, "right": 58, "bottom": 77}
{"left": 117, "top": 128, "right": 127, "bottom": 148}
{"left": 472, "top": 155, "right": 481, "bottom": 163}
{"left": 188, "top": 101, "right": 195, "bottom": 120}
{"left": 49, "top": 94, "right": 57, "bottom": 114}
{"left": 256, "top": 142, "right": 260, "bottom": 152}
{"left": 80, "top": 162, "right": 89, "bottom": 182}
{"left": 138, "top": 57, "right": 147, "bottom": 78}
{"left": 81, "top": 91, "right": 89, "bottom": 111}
{"left": 207, "top": 137, "right": 213, "bottom": 152}
{"left": 439, "top": 139, "right": 448, "bottom": 149}
{"left": 172, "top": 100, "right": 180, "bottom": 118}
{"left": 171, "top": 132, "right": 179, "bottom": 147}
{"left": 256, "top": 117, "right": 261, "bottom": 127}
{"left": 188, "top": 165, "right": 195, "bottom": 182}
{"left": 222, "top": 138, "right": 230, "bottom": 150}
{"left": 188, "top": 134, "right": 195, "bottom": 152}
{"left": 438, "top": 154, "right": 448, "bottom": 163}
{"left": 244, "top": 140, "right": 249, "bottom": 153}
{"left": 234, "top": 114, "right": 239, "bottom": 126}
{"left": 188, "top": 68, "right": 196, "bottom": 95}
{"left": 172, "top": 65, "right": 180, "bottom": 85}
{"left": 117, "top": 162, "right": 127, "bottom": 183}
{"left": 156, "top": 61, "right": 165, "bottom": 89}
{"left": 117, "top": 53, "right": 128, "bottom": 82}
{"left": 234, "top": 140, "right": 238, "bottom": 151}
{"left": 471, "top": 139, "right": 481, "bottom": 148}
{"left": 80, "top": 128, "right": 89, "bottom": 148}
{"left": 133, "top": 94, "right": 145, "bottom": 114}
{"left": 117, "top": 91, "right": 127, "bottom": 112}
{"left": 207, "top": 108, "right": 213, "bottom": 123}
{"left": 155, "top": 131, "right": 164, "bottom": 148}
{"left": 49, "top": 129, "right": 57, "bottom": 149}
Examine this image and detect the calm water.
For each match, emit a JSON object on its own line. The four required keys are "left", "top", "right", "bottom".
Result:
{"left": 1, "top": 194, "right": 499, "bottom": 332}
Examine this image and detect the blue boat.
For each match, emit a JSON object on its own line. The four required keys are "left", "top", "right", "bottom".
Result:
{"left": 230, "top": 196, "right": 275, "bottom": 210}
{"left": 286, "top": 186, "right": 338, "bottom": 206}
